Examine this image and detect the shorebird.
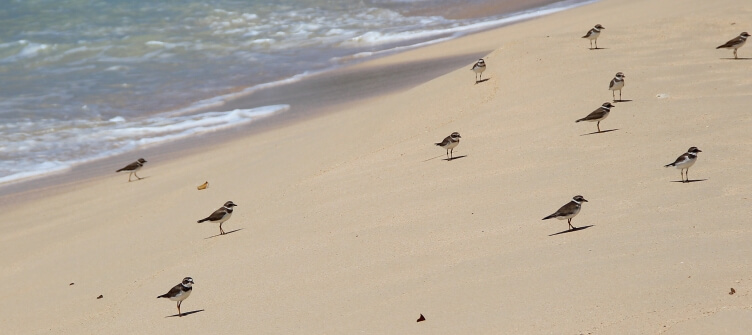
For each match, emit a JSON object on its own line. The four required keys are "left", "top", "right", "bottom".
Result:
{"left": 582, "top": 24, "right": 605, "bottom": 49}
{"left": 542, "top": 195, "right": 588, "bottom": 230}
{"left": 197, "top": 201, "right": 237, "bottom": 235}
{"left": 435, "top": 132, "right": 461, "bottom": 159}
{"left": 471, "top": 59, "right": 486, "bottom": 83}
{"left": 608, "top": 72, "right": 625, "bottom": 101}
{"left": 664, "top": 147, "right": 702, "bottom": 183}
{"left": 576, "top": 102, "right": 615, "bottom": 132}
{"left": 716, "top": 32, "right": 750, "bottom": 59}
{"left": 116, "top": 158, "right": 147, "bottom": 182}
{"left": 157, "top": 277, "right": 194, "bottom": 317}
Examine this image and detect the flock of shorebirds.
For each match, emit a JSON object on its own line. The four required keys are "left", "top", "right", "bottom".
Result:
{"left": 443, "top": 27, "right": 748, "bottom": 231}
{"left": 112, "top": 26, "right": 748, "bottom": 317}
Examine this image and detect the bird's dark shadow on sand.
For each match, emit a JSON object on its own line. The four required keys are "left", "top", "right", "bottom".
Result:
{"left": 549, "top": 225, "right": 594, "bottom": 236}
{"left": 443, "top": 155, "right": 467, "bottom": 161}
{"left": 422, "top": 154, "right": 445, "bottom": 162}
{"left": 125, "top": 176, "right": 150, "bottom": 182}
{"left": 204, "top": 228, "right": 244, "bottom": 239}
{"left": 581, "top": 129, "right": 619, "bottom": 136}
{"left": 475, "top": 78, "right": 490, "bottom": 84}
{"left": 670, "top": 179, "right": 707, "bottom": 184}
{"left": 589, "top": 47, "right": 609, "bottom": 50}
{"left": 613, "top": 99, "right": 632, "bottom": 103}
{"left": 720, "top": 57, "right": 752, "bottom": 60}
{"left": 166, "top": 309, "right": 204, "bottom": 318}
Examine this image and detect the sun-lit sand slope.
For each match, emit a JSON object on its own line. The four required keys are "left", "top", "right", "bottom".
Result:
{"left": 2, "top": 0, "right": 752, "bottom": 333}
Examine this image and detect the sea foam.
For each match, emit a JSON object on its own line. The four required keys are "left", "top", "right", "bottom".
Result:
{"left": 0, "top": 105, "right": 289, "bottom": 185}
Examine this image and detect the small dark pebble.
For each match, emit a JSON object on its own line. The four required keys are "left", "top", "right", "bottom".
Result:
{"left": 417, "top": 314, "right": 425, "bottom": 322}
{"left": 69, "top": 283, "right": 74, "bottom": 286}
{"left": 729, "top": 288, "right": 736, "bottom": 295}
{"left": 97, "top": 295, "right": 103, "bottom": 299}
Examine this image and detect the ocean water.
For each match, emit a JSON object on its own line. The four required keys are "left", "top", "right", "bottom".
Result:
{"left": 0, "top": 0, "right": 595, "bottom": 185}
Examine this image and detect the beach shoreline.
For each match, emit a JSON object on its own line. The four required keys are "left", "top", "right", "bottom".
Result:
{"left": 0, "top": 49, "right": 492, "bottom": 204}
{"left": 0, "top": 0, "right": 597, "bottom": 191}
{"left": 0, "top": 0, "right": 593, "bottom": 202}
{"left": 3, "top": 0, "right": 752, "bottom": 333}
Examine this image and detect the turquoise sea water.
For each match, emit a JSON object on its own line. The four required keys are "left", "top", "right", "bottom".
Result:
{"left": 0, "top": 0, "right": 594, "bottom": 184}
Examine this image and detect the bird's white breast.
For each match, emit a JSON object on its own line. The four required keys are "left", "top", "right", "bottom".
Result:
{"left": 674, "top": 157, "right": 696, "bottom": 169}
{"left": 557, "top": 207, "right": 580, "bottom": 220}
{"left": 169, "top": 289, "right": 191, "bottom": 302}
{"left": 218, "top": 211, "right": 232, "bottom": 224}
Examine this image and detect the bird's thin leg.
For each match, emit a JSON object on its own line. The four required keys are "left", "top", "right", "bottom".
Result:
{"left": 595, "top": 40, "right": 598, "bottom": 49}
{"left": 597, "top": 121, "right": 601, "bottom": 132}
{"left": 446, "top": 149, "right": 449, "bottom": 158}
{"left": 177, "top": 301, "right": 182, "bottom": 317}
{"left": 480, "top": 73, "right": 483, "bottom": 81}
{"left": 612, "top": 90, "right": 615, "bottom": 101}
{"left": 450, "top": 148, "right": 453, "bottom": 159}
{"left": 220, "top": 223, "right": 225, "bottom": 235}
{"left": 589, "top": 40, "right": 593, "bottom": 49}
{"left": 734, "top": 49, "right": 738, "bottom": 59}
{"left": 134, "top": 172, "right": 142, "bottom": 180}
{"left": 568, "top": 218, "right": 575, "bottom": 230}
{"left": 128, "top": 172, "right": 133, "bottom": 182}
{"left": 686, "top": 169, "right": 690, "bottom": 183}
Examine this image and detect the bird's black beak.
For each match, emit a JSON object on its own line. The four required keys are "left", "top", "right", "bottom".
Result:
{"left": 582, "top": 199, "right": 589, "bottom": 202}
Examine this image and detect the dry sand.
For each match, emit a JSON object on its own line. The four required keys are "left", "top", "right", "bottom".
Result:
{"left": 2, "top": 0, "right": 752, "bottom": 333}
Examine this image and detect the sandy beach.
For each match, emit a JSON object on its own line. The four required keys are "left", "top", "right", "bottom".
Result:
{"left": 2, "top": 0, "right": 752, "bottom": 333}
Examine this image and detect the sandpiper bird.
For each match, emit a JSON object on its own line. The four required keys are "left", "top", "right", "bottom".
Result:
{"left": 716, "top": 32, "right": 750, "bottom": 59}
{"left": 664, "top": 147, "right": 702, "bottom": 183}
{"left": 582, "top": 24, "right": 605, "bottom": 49}
{"left": 471, "top": 58, "right": 486, "bottom": 83}
{"left": 197, "top": 201, "right": 237, "bottom": 235}
{"left": 576, "top": 102, "right": 615, "bottom": 132}
{"left": 116, "top": 158, "right": 147, "bottom": 182}
{"left": 435, "top": 132, "right": 461, "bottom": 159}
{"left": 542, "top": 195, "right": 588, "bottom": 230}
{"left": 608, "top": 72, "right": 625, "bottom": 101}
{"left": 157, "top": 277, "right": 194, "bottom": 317}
